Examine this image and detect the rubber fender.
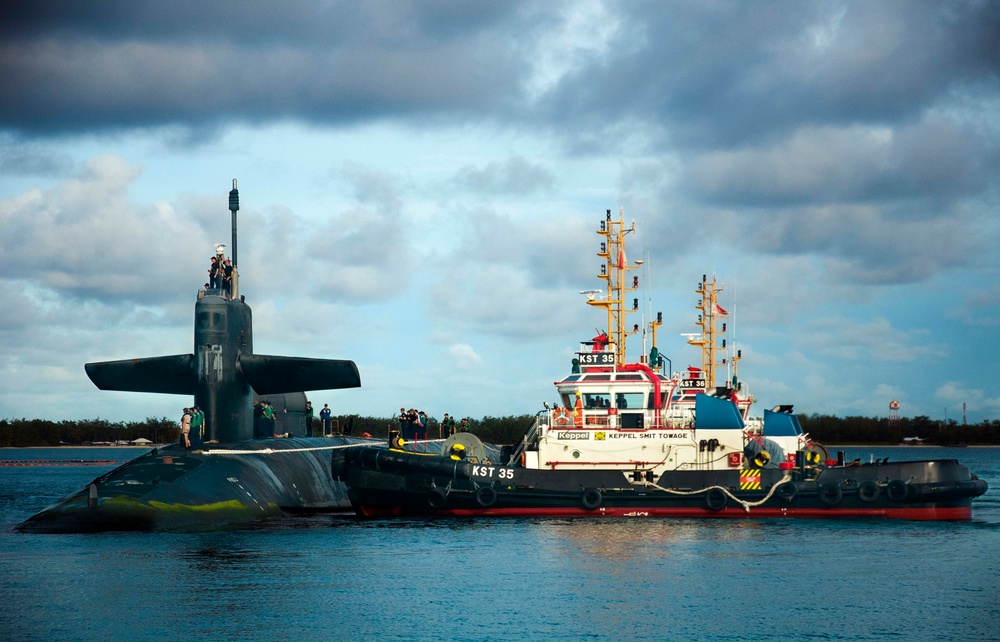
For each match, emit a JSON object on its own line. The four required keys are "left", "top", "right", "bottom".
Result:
{"left": 581, "top": 488, "right": 603, "bottom": 510}
{"left": 857, "top": 480, "right": 880, "bottom": 503}
{"left": 819, "top": 483, "right": 842, "bottom": 506}
{"left": 886, "top": 479, "right": 910, "bottom": 502}
{"left": 705, "top": 487, "right": 728, "bottom": 511}
{"left": 427, "top": 487, "right": 448, "bottom": 509}
{"left": 776, "top": 481, "right": 797, "bottom": 502}
{"left": 475, "top": 486, "right": 498, "bottom": 508}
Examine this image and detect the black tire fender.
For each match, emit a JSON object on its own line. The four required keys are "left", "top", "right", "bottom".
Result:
{"left": 857, "top": 480, "right": 880, "bottom": 503}
{"left": 705, "top": 487, "right": 728, "bottom": 511}
{"left": 427, "top": 487, "right": 448, "bottom": 509}
{"left": 776, "top": 482, "right": 798, "bottom": 502}
{"left": 475, "top": 486, "right": 498, "bottom": 508}
{"left": 581, "top": 488, "right": 603, "bottom": 510}
{"left": 819, "top": 483, "right": 842, "bottom": 506}
{"left": 886, "top": 479, "right": 909, "bottom": 502}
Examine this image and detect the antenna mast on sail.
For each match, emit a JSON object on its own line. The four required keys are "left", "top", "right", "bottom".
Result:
{"left": 229, "top": 179, "right": 240, "bottom": 300}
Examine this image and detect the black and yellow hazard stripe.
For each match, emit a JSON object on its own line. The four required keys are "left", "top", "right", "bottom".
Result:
{"left": 739, "top": 469, "right": 762, "bottom": 490}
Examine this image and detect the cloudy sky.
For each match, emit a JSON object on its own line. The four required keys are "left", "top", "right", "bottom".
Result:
{"left": 2, "top": 1, "right": 998, "bottom": 425}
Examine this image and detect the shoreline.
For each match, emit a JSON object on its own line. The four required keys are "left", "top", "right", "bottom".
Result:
{"left": 0, "top": 445, "right": 164, "bottom": 450}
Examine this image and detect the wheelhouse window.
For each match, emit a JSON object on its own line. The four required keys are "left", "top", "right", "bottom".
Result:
{"left": 584, "top": 393, "right": 611, "bottom": 408}
{"left": 615, "top": 392, "right": 645, "bottom": 409}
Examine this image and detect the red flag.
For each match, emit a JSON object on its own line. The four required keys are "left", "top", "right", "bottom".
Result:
{"left": 714, "top": 303, "right": 728, "bottom": 316}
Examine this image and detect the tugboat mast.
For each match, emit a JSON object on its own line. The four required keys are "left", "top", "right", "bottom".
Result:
{"left": 588, "top": 208, "right": 641, "bottom": 367}
{"left": 687, "top": 274, "right": 741, "bottom": 389}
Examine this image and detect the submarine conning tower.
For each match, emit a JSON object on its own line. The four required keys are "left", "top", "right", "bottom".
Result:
{"left": 84, "top": 180, "right": 361, "bottom": 444}
{"left": 194, "top": 295, "right": 254, "bottom": 442}
{"left": 194, "top": 180, "right": 252, "bottom": 443}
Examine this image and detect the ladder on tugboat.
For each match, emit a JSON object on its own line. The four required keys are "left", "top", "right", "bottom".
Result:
{"left": 507, "top": 413, "right": 545, "bottom": 467}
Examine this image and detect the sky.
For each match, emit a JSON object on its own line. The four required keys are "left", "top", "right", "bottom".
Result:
{"left": 1, "top": 1, "right": 998, "bottom": 425}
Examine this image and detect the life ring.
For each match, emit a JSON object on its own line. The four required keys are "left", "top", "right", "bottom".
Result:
{"left": 705, "top": 487, "right": 728, "bottom": 511}
{"left": 819, "top": 483, "right": 842, "bottom": 506}
{"left": 776, "top": 482, "right": 798, "bottom": 502}
{"left": 886, "top": 479, "right": 910, "bottom": 502}
{"left": 752, "top": 451, "right": 771, "bottom": 468}
{"left": 857, "top": 480, "right": 880, "bottom": 503}
{"left": 475, "top": 486, "right": 498, "bottom": 508}
{"left": 554, "top": 408, "right": 570, "bottom": 425}
{"left": 581, "top": 487, "right": 603, "bottom": 510}
{"left": 427, "top": 487, "right": 448, "bottom": 509}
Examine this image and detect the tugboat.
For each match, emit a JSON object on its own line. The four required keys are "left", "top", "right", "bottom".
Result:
{"left": 339, "top": 209, "right": 988, "bottom": 521}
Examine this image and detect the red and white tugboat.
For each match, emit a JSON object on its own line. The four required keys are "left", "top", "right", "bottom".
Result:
{"left": 339, "top": 210, "right": 988, "bottom": 520}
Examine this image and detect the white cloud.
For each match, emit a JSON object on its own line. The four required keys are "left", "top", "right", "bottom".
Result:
{"left": 448, "top": 343, "right": 483, "bottom": 371}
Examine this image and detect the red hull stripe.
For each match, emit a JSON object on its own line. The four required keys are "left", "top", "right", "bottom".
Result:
{"left": 358, "top": 505, "right": 973, "bottom": 521}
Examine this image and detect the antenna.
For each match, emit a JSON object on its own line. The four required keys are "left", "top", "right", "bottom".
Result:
{"left": 229, "top": 179, "right": 239, "bottom": 300}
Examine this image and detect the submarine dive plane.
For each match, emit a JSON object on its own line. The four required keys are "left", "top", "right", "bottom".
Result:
{"left": 17, "top": 181, "right": 369, "bottom": 533}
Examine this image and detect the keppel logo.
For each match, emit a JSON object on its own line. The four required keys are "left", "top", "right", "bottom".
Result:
{"left": 557, "top": 432, "right": 589, "bottom": 440}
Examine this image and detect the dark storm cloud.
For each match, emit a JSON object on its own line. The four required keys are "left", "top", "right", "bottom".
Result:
{"left": 0, "top": 0, "right": 534, "bottom": 135}
{"left": 3, "top": 1, "right": 997, "bottom": 149}
{"left": 543, "top": 1, "right": 1000, "bottom": 150}
{"left": 682, "top": 117, "right": 996, "bottom": 208}
{"left": 3, "top": 0, "right": 998, "bottom": 294}
{"left": 737, "top": 203, "right": 978, "bottom": 284}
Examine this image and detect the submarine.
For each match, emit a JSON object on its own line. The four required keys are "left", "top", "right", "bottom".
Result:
{"left": 17, "top": 181, "right": 370, "bottom": 533}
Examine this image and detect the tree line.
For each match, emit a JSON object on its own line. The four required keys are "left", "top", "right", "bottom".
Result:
{"left": 1, "top": 413, "right": 997, "bottom": 448}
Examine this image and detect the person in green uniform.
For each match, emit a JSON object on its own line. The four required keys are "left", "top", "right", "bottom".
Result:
{"left": 189, "top": 405, "right": 204, "bottom": 448}
{"left": 262, "top": 402, "right": 276, "bottom": 437}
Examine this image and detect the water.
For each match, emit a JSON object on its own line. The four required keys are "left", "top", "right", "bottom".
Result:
{"left": 2, "top": 446, "right": 998, "bottom": 641}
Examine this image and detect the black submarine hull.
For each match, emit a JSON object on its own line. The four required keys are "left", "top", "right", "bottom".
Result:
{"left": 16, "top": 181, "right": 372, "bottom": 533}
{"left": 16, "top": 437, "right": 375, "bottom": 533}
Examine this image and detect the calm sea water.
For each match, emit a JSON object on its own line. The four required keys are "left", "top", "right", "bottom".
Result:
{"left": 2, "top": 446, "right": 998, "bottom": 641}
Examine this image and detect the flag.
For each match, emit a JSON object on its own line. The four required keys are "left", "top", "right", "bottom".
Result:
{"left": 714, "top": 303, "right": 728, "bottom": 316}
{"left": 617, "top": 248, "right": 626, "bottom": 269}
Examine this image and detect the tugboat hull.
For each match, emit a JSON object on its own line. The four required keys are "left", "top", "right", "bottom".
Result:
{"left": 340, "top": 447, "right": 987, "bottom": 521}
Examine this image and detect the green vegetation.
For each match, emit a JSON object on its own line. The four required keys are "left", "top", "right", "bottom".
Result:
{"left": 798, "top": 414, "right": 1000, "bottom": 446}
{"left": 0, "top": 417, "right": 179, "bottom": 448}
{"left": 2, "top": 413, "right": 997, "bottom": 448}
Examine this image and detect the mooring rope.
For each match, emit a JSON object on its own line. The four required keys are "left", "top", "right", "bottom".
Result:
{"left": 637, "top": 471, "right": 794, "bottom": 512}
{"left": 200, "top": 438, "right": 449, "bottom": 456}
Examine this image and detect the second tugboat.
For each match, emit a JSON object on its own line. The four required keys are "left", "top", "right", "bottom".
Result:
{"left": 340, "top": 209, "right": 988, "bottom": 521}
